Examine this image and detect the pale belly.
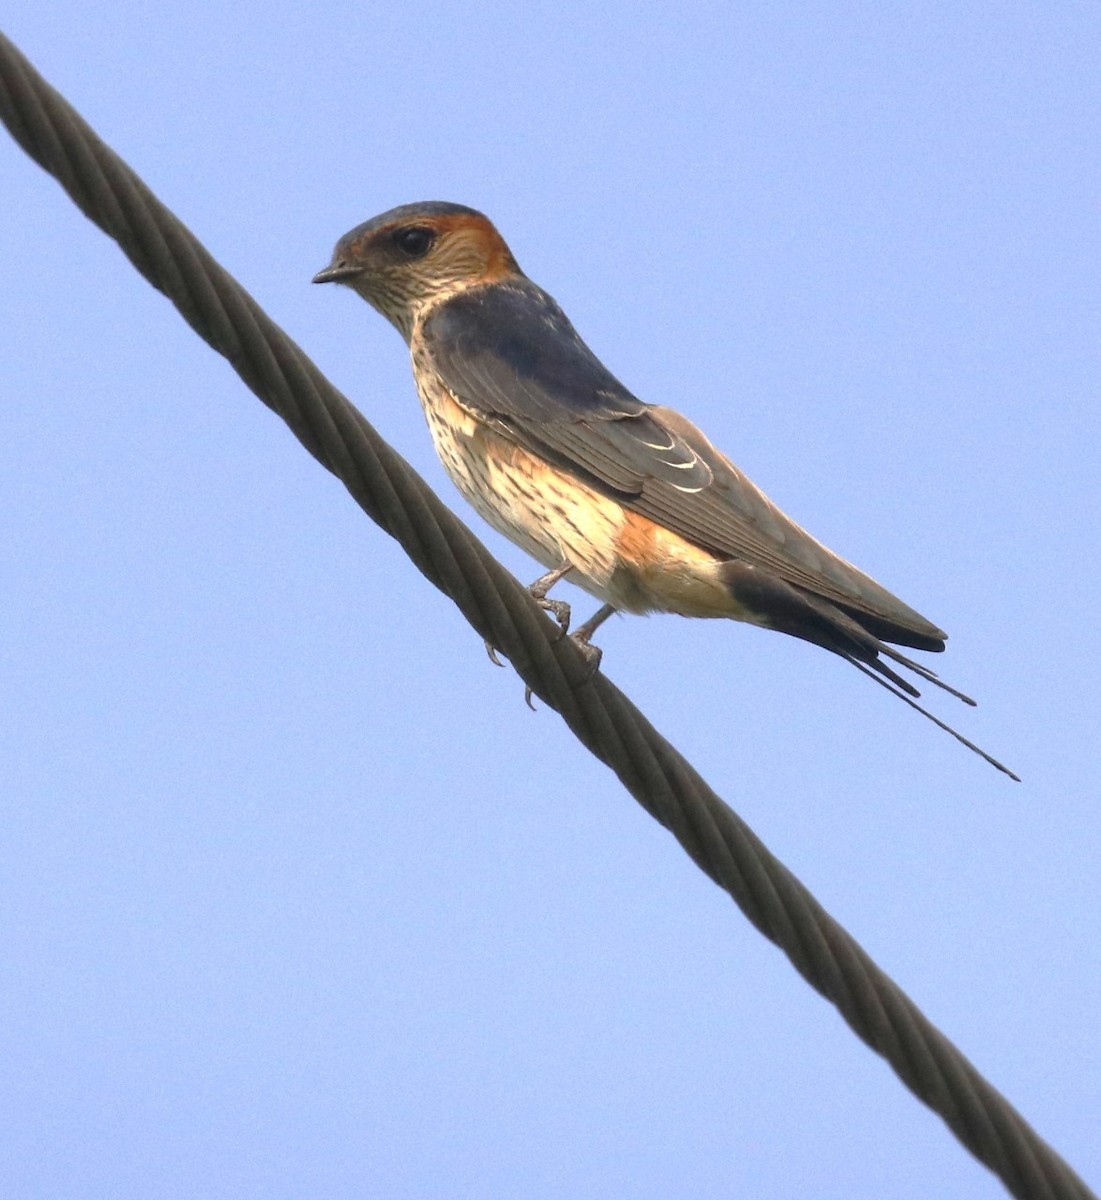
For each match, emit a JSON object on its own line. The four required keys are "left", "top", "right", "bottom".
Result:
{"left": 417, "top": 382, "right": 741, "bottom": 620}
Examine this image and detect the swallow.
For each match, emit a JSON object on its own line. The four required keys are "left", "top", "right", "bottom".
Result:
{"left": 314, "top": 201, "right": 1016, "bottom": 780}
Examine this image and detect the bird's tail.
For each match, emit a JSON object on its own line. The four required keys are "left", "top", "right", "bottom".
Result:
{"left": 720, "top": 561, "right": 1020, "bottom": 781}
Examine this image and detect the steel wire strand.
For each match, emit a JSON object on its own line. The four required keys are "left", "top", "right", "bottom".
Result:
{"left": 1, "top": 32, "right": 1093, "bottom": 1200}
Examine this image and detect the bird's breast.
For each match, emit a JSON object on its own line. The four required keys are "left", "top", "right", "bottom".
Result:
{"left": 411, "top": 370, "right": 741, "bottom": 619}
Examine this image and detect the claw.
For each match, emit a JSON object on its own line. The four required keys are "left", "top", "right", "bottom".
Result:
{"left": 536, "top": 596, "right": 571, "bottom": 633}
{"left": 487, "top": 569, "right": 613, "bottom": 701}
{"left": 570, "top": 633, "right": 603, "bottom": 672}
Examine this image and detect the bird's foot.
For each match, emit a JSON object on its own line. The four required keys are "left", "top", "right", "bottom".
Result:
{"left": 535, "top": 596, "right": 571, "bottom": 633}
{"left": 569, "top": 604, "right": 615, "bottom": 673}
{"left": 523, "top": 628, "right": 603, "bottom": 709}
{"left": 526, "top": 564, "right": 574, "bottom": 635}
{"left": 526, "top": 607, "right": 609, "bottom": 707}
{"left": 569, "top": 632, "right": 603, "bottom": 672}
{"left": 483, "top": 590, "right": 571, "bottom": 671}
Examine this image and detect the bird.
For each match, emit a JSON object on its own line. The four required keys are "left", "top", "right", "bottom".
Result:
{"left": 313, "top": 201, "right": 1016, "bottom": 780}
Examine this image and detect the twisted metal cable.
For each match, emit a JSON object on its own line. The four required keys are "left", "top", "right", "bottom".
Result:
{"left": 1, "top": 32, "right": 1093, "bottom": 1200}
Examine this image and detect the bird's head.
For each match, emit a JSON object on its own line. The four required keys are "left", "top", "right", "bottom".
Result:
{"left": 312, "top": 201, "right": 522, "bottom": 339}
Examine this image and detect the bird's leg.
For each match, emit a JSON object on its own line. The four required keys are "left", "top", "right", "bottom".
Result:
{"left": 483, "top": 561, "right": 575, "bottom": 666}
{"left": 520, "top": 602, "right": 617, "bottom": 709}
{"left": 570, "top": 604, "right": 616, "bottom": 669}
{"left": 527, "top": 562, "right": 574, "bottom": 632}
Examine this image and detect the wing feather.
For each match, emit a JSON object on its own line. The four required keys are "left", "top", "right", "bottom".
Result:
{"left": 421, "top": 282, "right": 944, "bottom": 648}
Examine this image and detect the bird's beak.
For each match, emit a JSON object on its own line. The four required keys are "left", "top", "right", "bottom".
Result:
{"left": 312, "top": 262, "right": 363, "bottom": 285}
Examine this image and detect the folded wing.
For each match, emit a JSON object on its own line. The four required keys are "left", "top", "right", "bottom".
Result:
{"left": 421, "top": 281, "right": 945, "bottom": 651}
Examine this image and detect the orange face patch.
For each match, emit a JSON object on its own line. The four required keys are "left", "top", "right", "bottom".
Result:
{"left": 426, "top": 212, "right": 521, "bottom": 282}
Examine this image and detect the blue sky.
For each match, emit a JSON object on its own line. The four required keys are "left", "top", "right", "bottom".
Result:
{"left": 2, "top": 5, "right": 1098, "bottom": 1198}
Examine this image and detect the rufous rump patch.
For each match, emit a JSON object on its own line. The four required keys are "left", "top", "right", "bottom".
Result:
{"left": 614, "top": 509, "right": 662, "bottom": 567}
{"left": 615, "top": 510, "right": 737, "bottom": 617}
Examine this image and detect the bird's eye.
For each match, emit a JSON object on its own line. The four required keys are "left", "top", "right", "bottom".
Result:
{"left": 392, "top": 226, "right": 435, "bottom": 258}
